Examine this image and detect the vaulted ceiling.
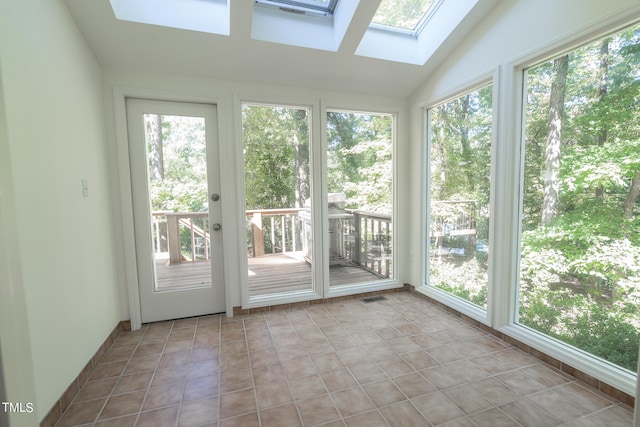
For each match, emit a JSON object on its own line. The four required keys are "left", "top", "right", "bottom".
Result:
{"left": 63, "top": 0, "right": 497, "bottom": 97}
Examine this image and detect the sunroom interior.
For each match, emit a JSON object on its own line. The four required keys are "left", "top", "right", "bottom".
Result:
{"left": 1, "top": 0, "right": 640, "bottom": 425}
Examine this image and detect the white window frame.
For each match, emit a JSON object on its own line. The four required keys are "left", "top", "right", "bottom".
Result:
{"left": 419, "top": 68, "right": 499, "bottom": 327}
{"left": 500, "top": 19, "right": 640, "bottom": 395}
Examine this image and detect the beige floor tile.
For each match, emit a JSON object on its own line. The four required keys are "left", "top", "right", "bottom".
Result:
{"left": 136, "top": 405, "right": 180, "bottom": 427}
{"left": 142, "top": 383, "right": 183, "bottom": 410}
{"left": 412, "top": 391, "right": 465, "bottom": 425}
{"left": 289, "top": 374, "right": 327, "bottom": 400}
{"left": 296, "top": 394, "right": 341, "bottom": 426}
{"left": 183, "top": 375, "right": 219, "bottom": 402}
{"left": 362, "top": 379, "right": 406, "bottom": 407}
{"left": 378, "top": 400, "right": 428, "bottom": 427}
{"left": 56, "top": 398, "right": 106, "bottom": 427}
{"left": 321, "top": 368, "right": 358, "bottom": 392}
{"left": 499, "top": 398, "right": 560, "bottom": 427}
{"left": 259, "top": 402, "right": 302, "bottom": 427}
{"left": 98, "top": 390, "right": 145, "bottom": 420}
{"left": 331, "top": 386, "right": 375, "bottom": 418}
{"left": 178, "top": 396, "right": 219, "bottom": 427}
{"left": 47, "top": 293, "right": 636, "bottom": 427}
{"left": 112, "top": 371, "right": 153, "bottom": 394}
{"left": 74, "top": 378, "right": 117, "bottom": 402}
{"left": 255, "top": 381, "right": 293, "bottom": 409}
{"left": 219, "top": 388, "right": 257, "bottom": 419}
{"left": 391, "top": 372, "right": 435, "bottom": 398}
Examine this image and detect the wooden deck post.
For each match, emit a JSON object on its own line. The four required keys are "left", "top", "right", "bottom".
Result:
{"left": 167, "top": 213, "right": 182, "bottom": 264}
{"left": 251, "top": 212, "right": 264, "bottom": 257}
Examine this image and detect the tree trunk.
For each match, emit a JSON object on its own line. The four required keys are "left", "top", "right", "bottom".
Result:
{"left": 623, "top": 172, "right": 640, "bottom": 219}
{"left": 596, "top": 39, "right": 610, "bottom": 199}
{"left": 459, "top": 95, "right": 474, "bottom": 191}
{"left": 147, "top": 114, "right": 164, "bottom": 181}
{"left": 294, "top": 110, "right": 309, "bottom": 208}
{"left": 436, "top": 107, "right": 448, "bottom": 200}
{"left": 542, "top": 55, "right": 569, "bottom": 226}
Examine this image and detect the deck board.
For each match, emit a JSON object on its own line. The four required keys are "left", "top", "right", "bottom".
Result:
{"left": 154, "top": 251, "right": 382, "bottom": 295}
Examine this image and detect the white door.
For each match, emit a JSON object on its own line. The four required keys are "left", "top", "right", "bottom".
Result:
{"left": 127, "top": 99, "right": 225, "bottom": 323}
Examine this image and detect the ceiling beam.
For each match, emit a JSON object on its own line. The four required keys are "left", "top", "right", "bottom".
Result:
{"left": 337, "top": 0, "right": 382, "bottom": 55}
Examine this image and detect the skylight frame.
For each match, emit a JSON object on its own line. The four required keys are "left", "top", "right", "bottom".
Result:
{"left": 356, "top": 0, "right": 485, "bottom": 65}
{"left": 369, "top": 0, "right": 444, "bottom": 37}
{"left": 254, "top": 0, "right": 339, "bottom": 17}
{"left": 251, "top": 0, "right": 357, "bottom": 52}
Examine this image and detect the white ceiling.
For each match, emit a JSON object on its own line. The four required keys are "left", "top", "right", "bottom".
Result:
{"left": 63, "top": 0, "right": 496, "bottom": 98}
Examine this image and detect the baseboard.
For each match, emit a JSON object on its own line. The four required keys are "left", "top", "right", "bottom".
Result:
{"left": 232, "top": 284, "right": 410, "bottom": 315}
{"left": 39, "top": 320, "right": 131, "bottom": 427}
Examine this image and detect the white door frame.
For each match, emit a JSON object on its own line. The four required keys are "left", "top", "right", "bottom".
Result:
{"left": 126, "top": 98, "right": 225, "bottom": 323}
{"left": 113, "top": 87, "right": 234, "bottom": 330}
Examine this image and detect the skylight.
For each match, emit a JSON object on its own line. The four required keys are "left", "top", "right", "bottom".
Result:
{"left": 251, "top": 0, "right": 356, "bottom": 51}
{"left": 371, "top": 0, "right": 437, "bottom": 33}
{"left": 254, "top": 0, "right": 338, "bottom": 16}
{"left": 357, "top": 0, "right": 482, "bottom": 65}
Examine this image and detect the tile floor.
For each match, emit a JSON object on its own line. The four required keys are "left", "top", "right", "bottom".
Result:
{"left": 55, "top": 293, "right": 634, "bottom": 427}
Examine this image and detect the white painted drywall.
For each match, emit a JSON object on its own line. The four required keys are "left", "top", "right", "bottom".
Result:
{"left": 0, "top": 57, "right": 39, "bottom": 427}
{"left": 0, "top": 0, "right": 121, "bottom": 420}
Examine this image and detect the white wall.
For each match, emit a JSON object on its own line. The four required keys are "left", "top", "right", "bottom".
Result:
{"left": 102, "top": 70, "right": 409, "bottom": 322}
{"left": 0, "top": 0, "right": 121, "bottom": 421}
{"left": 0, "top": 60, "right": 39, "bottom": 427}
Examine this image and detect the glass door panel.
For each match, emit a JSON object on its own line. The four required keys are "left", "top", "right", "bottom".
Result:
{"left": 242, "top": 104, "right": 313, "bottom": 298}
{"left": 145, "top": 114, "right": 212, "bottom": 291}
{"left": 326, "top": 111, "right": 394, "bottom": 288}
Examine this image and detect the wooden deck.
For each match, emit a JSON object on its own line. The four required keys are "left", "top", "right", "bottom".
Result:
{"left": 154, "top": 251, "right": 381, "bottom": 295}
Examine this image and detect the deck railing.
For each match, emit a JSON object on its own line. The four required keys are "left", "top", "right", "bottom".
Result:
{"left": 429, "top": 200, "right": 477, "bottom": 257}
{"left": 152, "top": 211, "right": 210, "bottom": 264}
{"left": 245, "top": 208, "right": 393, "bottom": 279}
{"left": 245, "top": 208, "right": 305, "bottom": 257}
{"left": 152, "top": 208, "right": 394, "bottom": 280}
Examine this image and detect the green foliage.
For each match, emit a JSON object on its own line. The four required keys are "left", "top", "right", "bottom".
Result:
{"left": 431, "top": 258, "right": 488, "bottom": 308}
{"left": 242, "top": 105, "right": 309, "bottom": 209}
{"left": 372, "top": 0, "right": 435, "bottom": 30}
{"left": 327, "top": 112, "right": 393, "bottom": 214}
{"left": 147, "top": 115, "right": 208, "bottom": 212}
{"left": 429, "top": 85, "right": 493, "bottom": 308}
{"left": 516, "top": 24, "right": 640, "bottom": 372}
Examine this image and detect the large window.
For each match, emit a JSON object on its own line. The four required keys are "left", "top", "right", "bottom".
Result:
{"left": 518, "top": 24, "right": 640, "bottom": 373}
{"left": 326, "top": 111, "right": 394, "bottom": 288}
{"left": 242, "top": 104, "right": 314, "bottom": 298}
{"left": 427, "top": 85, "right": 493, "bottom": 309}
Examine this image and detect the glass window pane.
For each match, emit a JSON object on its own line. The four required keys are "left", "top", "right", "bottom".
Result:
{"left": 428, "top": 86, "right": 493, "bottom": 309}
{"left": 371, "top": 0, "right": 435, "bottom": 32}
{"left": 242, "top": 104, "right": 313, "bottom": 297}
{"left": 144, "top": 114, "right": 212, "bottom": 291}
{"left": 519, "top": 23, "right": 640, "bottom": 373}
{"left": 326, "top": 111, "right": 394, "bottom": 287}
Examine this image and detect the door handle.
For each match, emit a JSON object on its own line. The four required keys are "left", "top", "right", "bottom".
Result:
{"left": 211, "top": 193, "right": 220, "bottom": 201}
{"left": 212, "top": 223, "right": 222, "bottom": 231}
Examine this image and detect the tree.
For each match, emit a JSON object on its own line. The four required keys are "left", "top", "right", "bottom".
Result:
{"left": 542, "top": 55, "right": 568, "bottom": 226}
{"left": 519, "top": 24, "right": 640, "bottom": 372}
{"left": 147, "top": 114, "right": 164, "bottom": 182}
